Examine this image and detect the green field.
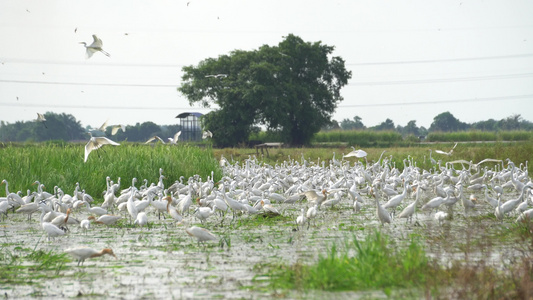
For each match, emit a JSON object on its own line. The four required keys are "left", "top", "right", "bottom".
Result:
{"left": 1, "top": 141, "right": 533, "bottom": 298}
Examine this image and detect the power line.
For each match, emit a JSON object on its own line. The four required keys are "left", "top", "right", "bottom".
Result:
{"left": 2, "top": 52, "right": 533, "bottom": 68}
{"left": 1, "top": 94, "right": 530, "bottom": 110}
{"left": 347, "top": 72, "right": 533, "bottom": 86}
{"left": 0, "top": 101, "right": 212, "bottom": 111}
{"left": 347, "top": 53, "right": 533, "bottom": 66}
{"left": 0, "top": 57, "right": 185, "bottom": 68}
{"left": 0, "top": 79, "right": 178, "bottom": 88}
{"left": 338, "top": 94, "right": 533, "bottom": 108}
{"left": 2, "top": 71, "right": 533, "bottom": 88}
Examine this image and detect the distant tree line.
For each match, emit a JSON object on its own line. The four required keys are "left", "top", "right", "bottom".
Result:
{"left": 325, "top": 111, "right": 533, "bottom": 138}
{"left": 0, "top": 111, "right": 531, "bottom": 143}
{"left": 0, "top": 112, "right": 182, "bottom": 143}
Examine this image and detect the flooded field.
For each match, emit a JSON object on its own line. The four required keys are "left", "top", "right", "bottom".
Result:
{"left": 1, "top": 156, "right": 532, "bottom": 299}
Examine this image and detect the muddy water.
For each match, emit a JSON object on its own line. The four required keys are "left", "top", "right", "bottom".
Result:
{"left": 1, "top": 187, "right": 527, "bottom": 299}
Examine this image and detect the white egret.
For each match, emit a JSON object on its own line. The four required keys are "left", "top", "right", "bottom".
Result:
{"left": 306, "top": 204, "right": 318, "bottom": 229}
{"left": 38, "top": 207, "right": 66, "bottom": 241}
{"left": 65, "top": 247, "right": 116, "bottom": 266}
{"left": 15, "top": 202, "right": 41, "bottom": 221}
{"left": 434, "top": 211, "right": 449, "bottom": 226}
{"left": 91, "top": 214, "right": 121, "bottom": 225}
{"left": 205, "top": 74, "right": 227, "bottom": 78}
{"left": 398, "top": 185, "right": 421, "bottom": 223}
{"left": 343, "top": 147, "right": 367, "bottom": 158}
{"left": 134, "top": 212, "right": 148, "bottom": 227}
{"left": 168, "top": 131, "right": 182, "bottom": 144}
{"left": 84, "top": 201, "right": 108, "bottom": 216}
{"left": 421, "top": 190, "right": 454, "bottom": 213}
{"left": 185, "top": 226, "right": 218, "bottom": 245}
{"left": 194, "top": 205, "right": 214, "bottom": 224}
{"left": 296, "top": 208, "right": 306, "bottom": 230}
{"left": 261, "top": 199, "right": 281, "bottom": 216}
{"left": 202, "top": 130, "right": 213, "bottom": 139}
{"left": 434, "top": 142, "right": 458, "bottom": 156}
{"left": 382, "top": 183, "right": 410, "bottom": 213}
{"left": 80, "top": 218, "right": 90, "bottom": 234}
{"left": 97, "top": 119, "right": 125, "bottom": 135}
{"left": 80, "top": 34, "right": 110, "bottom": 58}
{"left": 428, "top": 149, "right": 437, "bottom": 165}
{"left": 84, "top": 132, "right": 120, "bottom": 163}
{"left": 35, "top": 113, "right": 47, "bottom": 128}
{"left": 145, "top": 136, "right": 166, "bottom": 144}
{"left": 166, "top": 197, "right": 183, "bottom": 223}
{"left": 126, "top": 186, "right": 138, "bottom": 223}
{"left": 374, "top": 192, "right": 391, "bottom": 226}
{"left": 499, "top": 185, "right": 531, "bottom": 215}
{"left": 302, "top": 189, "right": 328, "bottom": 207}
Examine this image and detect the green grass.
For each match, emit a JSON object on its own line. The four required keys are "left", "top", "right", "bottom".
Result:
{"left": 0, "top": 246, "right": 69, "bottom": 286}
{"left": 0, "top": 142, "right": 222, "bottom": 202}
{"left": 258, "top": 231, "right": 436, "bottom": 293}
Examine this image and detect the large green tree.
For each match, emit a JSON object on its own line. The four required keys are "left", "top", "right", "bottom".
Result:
{"left": 178, "top": 34, "right": 352, "bottom": 146}
{"left": 429, "top": 112, "right": 469, "bottom": 132}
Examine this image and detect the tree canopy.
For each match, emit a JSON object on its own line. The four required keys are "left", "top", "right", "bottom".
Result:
{"left": 178, "top": 34, "right": 352, "bottom": 146}
{"left": 0, "top": 112, "right": 86, "bottom": 142}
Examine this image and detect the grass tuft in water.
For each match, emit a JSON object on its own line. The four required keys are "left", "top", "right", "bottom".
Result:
{"left": 259, "top": 230, "right": 436, "bottom": 292}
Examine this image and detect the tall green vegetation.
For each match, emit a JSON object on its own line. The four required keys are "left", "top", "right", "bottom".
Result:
{"left": 261, "top": 231, "right": 436, "bottom": 292}
{"left": 0, "top": 143, "right": 222, "bottom": 200}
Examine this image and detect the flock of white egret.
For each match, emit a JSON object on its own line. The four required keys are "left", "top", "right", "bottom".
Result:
{"left": 1, "top": 147, "right": 532, "bottom": 265}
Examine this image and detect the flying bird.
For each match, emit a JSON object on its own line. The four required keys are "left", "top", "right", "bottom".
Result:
{"left": 35, "top": 113, "right": 47, "bottom": 128}
{"left": 343, "top": 147, "right": 367, "bottom": 158}
{"left": 80, "top": 34, "right": 110, "bottom": 59}
{"left": 434, "top": 142, "right": 458, "bottom": 156}
{"left": 168, "top": 131, "right": 182, "bottom": 144}
{"left": 97, "top": 119, "right": 125, "bottom": 135}
{"left": 145, "top": 136, "right": 166, "bottom": 144}
{"left": 202, "top": 130, "right": 213, "bottom": 139}
{"left": 205, "top": 74, "right": 228, "bottom": 79}
{"left": 84, "top": 132, "right": 120, "bottom": 162}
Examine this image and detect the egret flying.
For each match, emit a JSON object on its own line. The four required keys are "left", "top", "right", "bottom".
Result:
{"left": 434, "top": 142, "right": 458, "bottom": 156}
{"left": 202, "top": 130, "right": 213, "bottom": 139}
{"left": 80, "top": 35, "right": 110, "bottom": 59}
{"left": 35, "top": 113, "right": 47, "bottom": 128}
{"left": 205, "top": 74, "right": 227, "bottom": 79}
{"left": 145, "top": 136, "right": 166, "bottom": 144}
{"left": 168, "top": 131, "right": 182, "bottom": 144}
{"left": 97, "top": 119, "right": 125, "bottom": 135}
{"left": 343, "top": 147, "right": 367, "bottom": 158}
{"left": 84, "top": 132, "right": 120, "bottom": 162}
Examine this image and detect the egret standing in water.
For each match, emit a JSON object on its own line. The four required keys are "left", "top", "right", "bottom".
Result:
{"left": 80, "top": 34, "right": 110, "bottom": 58}
{"left": 65, "top": 247, "right": 116, "bottom": 266}
{"left": 184, "top": 225, "right": 218, "bottom": 246}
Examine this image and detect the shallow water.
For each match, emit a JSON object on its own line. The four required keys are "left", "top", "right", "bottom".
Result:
{"left": 1, "top": 158, "right": 530, "bottom": 299}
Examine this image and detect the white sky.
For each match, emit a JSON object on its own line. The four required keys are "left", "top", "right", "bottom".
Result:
{"left": 1, "top": 0, "right": 533, "bottom": 129}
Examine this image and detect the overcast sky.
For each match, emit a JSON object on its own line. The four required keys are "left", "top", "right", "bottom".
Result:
{"left": 1, "top": 0, "right": 533, "bottom": 129}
